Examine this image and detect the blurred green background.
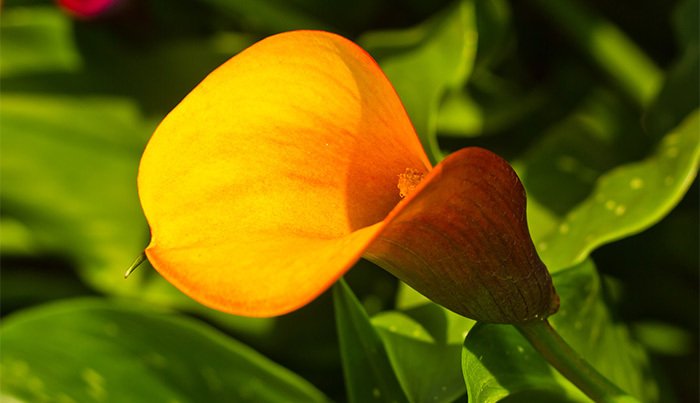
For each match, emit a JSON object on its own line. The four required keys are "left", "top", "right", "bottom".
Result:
{"left": 1, "top": 0, "right": 698, "bottom": 402}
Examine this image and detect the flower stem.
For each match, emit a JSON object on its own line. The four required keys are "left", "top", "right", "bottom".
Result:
{"left": 516, "top": 319, "right": 639, "bottom": 403}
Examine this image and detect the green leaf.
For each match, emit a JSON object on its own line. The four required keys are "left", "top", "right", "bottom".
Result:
{"left": 436, "top": 86, "right": 548, "bottom": 138}
{"left": 395, "top": 281, "right": 434, "bottom": 310}
{"left": 0, "top": 92, "right": 277, "bottom": 337}
{"left": 333, "top": 279, "right": 408, "bottom": 403}
{"left": 371, "top": 303, "right": 474, "bottom": 403}
{"left": 535, "top": 109, "right": 698, "bottom": 272}
{"left": 435, "top": 90, "right": 485, "bottom": 137}
{"left": 464, "top": 324, "right": 582, "bottom": 402}
{"left": 0, "top": 7, "right": 82, "bottom": 78}
{"left": 360, "top": 0, "right": 478, "bottom": 163}
{"left": 430, "top": 0, "right": 515, "bottom": 136}
{"left": 462, "top": 260, "right": 659, "bottom": 402}
{"left": 0, "top": 94, "right": 155, "bottom": 295}
{"left": 0, "top": 299, "right": 328, "bottom": 402}
{"left": 515, "top": 83, "right": 700, "bottom": 272}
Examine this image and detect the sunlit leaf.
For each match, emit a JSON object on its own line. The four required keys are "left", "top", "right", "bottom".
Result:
{"left": 436, "top": 86, "right": 548, "bottom": 137}
{"left": 532, "top": 109, "right": 698, "bottom": 272}
{"left": 515, "top": 81, "right": 699, "bottom": 272}
{"left": 360, "top": 0, "right": 478, "bottom": 162}
{"left": 371, "top": 304, "right": 474, "bottom": 403}
{"left": 0, "top": 299, "right": 328, "bottom": 402}
{"left": 462, "top": 260, "right": 658, "bottom": 402}
{"left": 333, "top": 279, "right": 408, "bottom": 403}
{"left": 0, "top": 94, "right": 153, "bottom": 296}
{"left": 0, "top": 93, "right": 275, "bottom": 338}
{"left": 395, "top": 281, "right": 434, "bottom": 310}
{"left": 0, "top": 7, "right": 81, "bottom": 77}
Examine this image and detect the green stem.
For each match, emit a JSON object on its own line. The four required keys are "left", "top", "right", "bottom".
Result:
{"left": 516, "top": 319, "right": 638, "bottom": 403}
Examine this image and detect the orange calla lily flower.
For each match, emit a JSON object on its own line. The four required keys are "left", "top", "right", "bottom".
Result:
{"left": 138, "top": 30, "right": 558, "bottom": 323}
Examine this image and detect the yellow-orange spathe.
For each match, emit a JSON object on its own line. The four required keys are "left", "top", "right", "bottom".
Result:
{"left": 138, "top": 30, "right": 558, "bottom": 322}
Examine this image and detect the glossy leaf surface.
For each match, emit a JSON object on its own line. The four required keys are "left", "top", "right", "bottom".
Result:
{"left": 518, "top": 97, "right": 699, "bottom": 272}
{"left": 0, "top": 94, "right": 150, "bottom": 293}
{"left": 0, "top": 299, "right": 328, "bottom": 402}
{"left": 462, "top": 260, "right": 657, "bottom": 402}
{"left": 0, "top": 7, "right": 81, "bottom": 77}
{"left": 333, "top": 279, "right": 408, "bottom": 403}
{"left": 360, "top": 0, "right": 477, "bottom": 162}
{"left": 372, "top": 304, "right": 474, "bottom": 403}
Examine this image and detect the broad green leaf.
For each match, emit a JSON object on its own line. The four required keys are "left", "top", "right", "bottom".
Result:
{"left": 436, "top": 86, "right": 547, "bottom": 137}
{"left": 0, "top": 217, "right": 37, "bottom": 255}
{"left": 529, "top": 109, "right": 699, "bottom": 272}
{"left": 0, "top": 7, "right": 82, "bottom": 77}
{"left": 360, "top": 0, "right": 478, "bottom": 163}
{"left": 394, "top": 285, "right": 476, "bottom": 345}
{"left": 515, "top": 89, "right": 644, "bottom": 249}
{"left": 372, "top": 326, "right": 464, "bottom": 403}
{"left": 515, "top": 80, "right": 699, "bottom": 273}
{"left": 431, "top": 0, "right": 515, "bottom": 135}
{"left": 436, "top": 90, "right": 484, "bottom": 137}
{"left": 464, "top": 324, "right": 582, "bottom": 402}
{"left": 0, "top": 93, "right": 260, "bottom": 334}
{"left": 371, "top": 303, "right": 474, "bottom": 403}
{"left": 395, "top": 280, "right": 434, "bottom": 309}
{"left": 0, "top": 94, "right": 190, "bottom": 307}
{"left": 462, "top": 260, "right": 659, "bottom": 402}
{"left": 333, "top": 279, "right": 408, "bottom": 403}
{"left": 0, "top": 299, "right": 328, "bottom": 402}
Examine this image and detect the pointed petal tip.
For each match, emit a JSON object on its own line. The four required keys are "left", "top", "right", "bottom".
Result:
{"left": 124, "top": 252, "right": 147, "bottom": 279}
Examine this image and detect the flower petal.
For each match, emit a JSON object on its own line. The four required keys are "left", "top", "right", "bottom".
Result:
{"left": 138, "top": 30, "right": 430, "bottom": 316}
{"left": 365, "top": 148, "right": 559, "bottom": 323}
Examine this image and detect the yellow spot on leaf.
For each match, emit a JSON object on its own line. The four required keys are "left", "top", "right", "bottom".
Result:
{"left": 558, "top": 223, "right": 570, "bottom": 234}
{"left": 630, "top": 178, "right": 644, "bottom": 189}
